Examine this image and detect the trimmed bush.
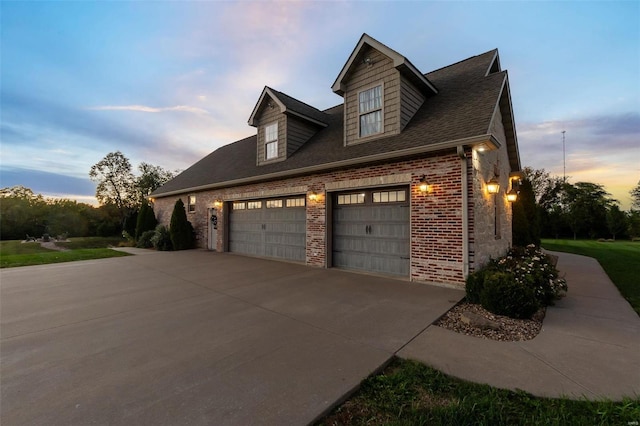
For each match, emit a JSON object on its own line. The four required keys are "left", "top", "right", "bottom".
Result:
{"left": 136, "top": 230, "right": 155, "bottom": 248}
{"left": 465, "top": 270, "right": 487, "bottom": 304}
{"left": 151, "top": 225, "right": 172, "bottom": 251}
{"left": 169, "top": 199, "right": 195, "bottom": 250}
{"left": 135, "top": 200, "right": 157, "bottom": 241}
{"left": 480, "top": 271, "right": 539, "bottom": 319}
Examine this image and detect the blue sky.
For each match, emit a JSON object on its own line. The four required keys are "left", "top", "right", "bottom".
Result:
{"left": 2, "top": 1, "right": 639, "bottom": 208}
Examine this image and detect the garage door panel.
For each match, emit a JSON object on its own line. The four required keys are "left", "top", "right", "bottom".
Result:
{"left": 229, "top": 200, "right": 306, "bottom": 262}
{"left": 332, "top": 187, "right": 409, "bottom": 277}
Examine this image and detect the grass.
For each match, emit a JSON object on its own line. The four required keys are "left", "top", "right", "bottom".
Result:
{"left": 317, "top": 358, "right": 640, "bottom": 426}
{"left": 0, "top": 237, "right": 131, "bottom": 268}
{"left": 541, "top": 239, "right": 640, "bottom": 315}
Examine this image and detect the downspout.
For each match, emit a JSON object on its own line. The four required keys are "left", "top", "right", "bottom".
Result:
{"left": 457, "top": 146, "right": 470, "bottom": 279}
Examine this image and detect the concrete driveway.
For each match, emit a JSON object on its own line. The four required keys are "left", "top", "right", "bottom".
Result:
{"left": 1, "top": 250, "right": 462, "bottom": 425}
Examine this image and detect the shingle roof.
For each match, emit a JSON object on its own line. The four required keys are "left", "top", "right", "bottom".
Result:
{"left": 152, "top": 49, "right": 517, "bottom": 197}
{"left": 268, "top": 87, "right": 329, "bottom": 126}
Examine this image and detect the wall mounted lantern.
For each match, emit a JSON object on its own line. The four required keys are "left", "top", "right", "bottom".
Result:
{"left": 213, "top": 199, "right": 223, "bottom": 208}
{"left": 418, "top": 175, "right": 430, "bottom": 193}
{"left": 506, "top": 189, "right": 518, "bottom": 202}
{"left": 308, "top": 192, "right": 318, "bottom": 202}
{"left": 486, "top": 178, "right": 500, "bottom": 194}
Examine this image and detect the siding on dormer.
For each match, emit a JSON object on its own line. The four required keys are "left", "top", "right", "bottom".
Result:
{"left": 343, "top": 46, "right": 401, "bottom": 146}
{"left": 256, "top": 97, "right": 286, "bottom": 166}
{"left": 400, "top": 75, "right": 426, "bottom": 130}
{"left": 287, "top": 116, "right": 318, "bottom": 156}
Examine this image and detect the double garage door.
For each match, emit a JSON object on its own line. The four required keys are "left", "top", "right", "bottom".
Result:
{"left": 332, "top": 186, "right": 410, "bottom": 276}
{"left": 229, "top": 197, "right": 306, "bottom": 262}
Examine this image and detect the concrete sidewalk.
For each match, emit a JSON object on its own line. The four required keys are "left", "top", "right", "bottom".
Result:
{"left": 399, "top": 251, "right": 640, "bottom": 400}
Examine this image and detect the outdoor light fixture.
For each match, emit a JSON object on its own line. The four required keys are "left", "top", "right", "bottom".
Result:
{"left": 308, "top": 192, "right": 318, "bottom": 201}
{"left": 506, "top": 189, "right": 518, "bottom": 202}
{"left": 213, "top": 199, "right": 223, "bottom": 208}
{"left": 486, "top": 177, "right": 500, "bottom": 194}
{"left": 418, "top": 175, "right": 430, "bottom": 193}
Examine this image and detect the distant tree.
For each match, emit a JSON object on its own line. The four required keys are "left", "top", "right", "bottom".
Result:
{"left": 89, "top": 152, "right": 136, "bottom": 226}
{"left": 512, "top": 178, "right": 540, "bottom": 246}
{"left": 606, "top": 205, "right": 628, "bottom": 240}
{"left": 135, "top": 199, "right": 157, "bottom": 240}
{"left": 169, "top": 199, "right": 195, "bottom": 250}
{"left": 0, "top": 186, "right": 47, "bottom": 239}
{"left": 564, "top": 182, "right": 615, "bottom": 239}
{"left": 631, "top": 181, "right": 640, "bottom": 210}
{"left": 628, "top": 210, "right": 640, "bottom": 239}
{"left": 136, "top": 163, "right": 176, "bottom": 203}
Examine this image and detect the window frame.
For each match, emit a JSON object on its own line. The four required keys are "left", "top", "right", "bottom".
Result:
{"left": 187, "top": 195, "right": 196, "bottom": 213}
{"left": 264, "top": 122, "right": 278, "bottom": 160}
{"left": 357, "top": 83, "right": 384, "bottom": 138}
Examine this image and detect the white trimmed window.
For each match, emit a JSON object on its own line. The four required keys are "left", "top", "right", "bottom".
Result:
{"left": 373, "top": 190, "right": 406, "bottom": 203}
{"left": 188, "top": 195, "right": 196, "bottom": 213}
{"left": 337, "top": 193, "right": 366, "bottom": 205}
{"left": 266, "top": 200, "right": 283, "bottom": 208}
{"left": 286, "top": 198, "right": 305, "bottom": 207}
{"left": 358, "top": 85, "right": 383, "bottom": 137}
{"left": 265, "top": 122, "right": 278, "bottom": 160}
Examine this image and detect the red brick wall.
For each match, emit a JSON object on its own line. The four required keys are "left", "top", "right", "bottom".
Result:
{"left": 153, "top": 150, "right": 471, "bottom": 287}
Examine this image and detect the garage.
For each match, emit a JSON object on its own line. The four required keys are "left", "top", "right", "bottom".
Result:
{"left": 228, "top": 196, "right": 306, "bottom": 262}
{"left": 332, "top": 187, "right": 410, "bottom": 276}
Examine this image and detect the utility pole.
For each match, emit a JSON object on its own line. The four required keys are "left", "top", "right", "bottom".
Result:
{"left": 562, "top": 130, "right": 566, "bottom": 182}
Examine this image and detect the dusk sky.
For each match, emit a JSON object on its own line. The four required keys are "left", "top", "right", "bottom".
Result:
{"left": 1, "top": 1, "right": 638, "bottom": 208}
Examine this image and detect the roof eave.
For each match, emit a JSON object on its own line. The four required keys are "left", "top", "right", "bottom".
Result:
{"left": 152, "top": 134, "right": 499, "bottom": 199}
{"left": 248, "top": 87, "right": 286, "bottom": 126}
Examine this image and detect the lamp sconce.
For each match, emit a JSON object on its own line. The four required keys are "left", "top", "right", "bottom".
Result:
{"left": 267, "top": 101, "right": 275, "bottom": 109}
{"left": 418, "top": 175, "right": 431, "bottom": 193}
{"left": 308, "top": 191, "right": 318, "bottom": 202}
{"left": 486, "top": 177, "right": 500, "bottom": 194}
{"left": 506, "top": 189, "right": 518, "bottom": 202}
{"left": 363, "top": 57, "right": 374, "bottom": 67}
{"left": 213, "top": 199, "right": 223, "bottom": 208}
{"left": 148, "top": 197, "right": 155, "bottom": 203}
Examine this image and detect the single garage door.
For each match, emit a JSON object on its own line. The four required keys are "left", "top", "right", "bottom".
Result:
{"left": 332, "top": 187, "right": 410, "bottom": 276}
{"left": 229, "top": 197, "right": 306, "bottom": 262}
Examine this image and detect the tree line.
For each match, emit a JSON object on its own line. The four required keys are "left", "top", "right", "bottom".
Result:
{"left": 513, "top": 167, "right": 640, "bottom": 245}
{"left": 0, "top": 152, "right": 176, "bottom": 241}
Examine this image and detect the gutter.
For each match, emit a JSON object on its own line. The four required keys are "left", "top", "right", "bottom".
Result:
{"left": 458, "top": 145, "right": 470, "bottom": 279}
{"left": 153, "top": 134, "right": 500, "bottom": 199}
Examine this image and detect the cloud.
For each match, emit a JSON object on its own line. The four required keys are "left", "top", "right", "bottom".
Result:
{"left": 88, "top": 104, "right": 209, "bottom": 114}
{"left": 0, "top": 166, "right": 96, "bottom": 196}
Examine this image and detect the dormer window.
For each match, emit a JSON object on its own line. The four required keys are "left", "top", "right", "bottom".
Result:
{"left": 265, "top": 122, "right": 278, "bottom": 160}
{"left": 359, "top": 84, "right": 383, "bottom": 137}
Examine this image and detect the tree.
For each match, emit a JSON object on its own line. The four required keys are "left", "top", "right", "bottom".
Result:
{"left": 89, "top": 152, "right": 136, "bottom": 226}
{"left": 512, "top": 178, "right": 540, "bottom": 246}
{"left": 135, "top": 199, "right": 157, "bottom": 240}
{"left": 0, "top": 186, "right": 47, "bottom": 239}
{"left": 631, "top": 181, "right": 640, "bottom": 210}
{"left": 169, "top": 199, "right": 195, "bottom": 250}
{"left": 606, "top": 205, "right": 627, "bottom": 240}
{"left": 564, "top": 182, "right": 615, "bottom": 239}
{"left": 136, "top": 163, "right": 176, "bottom": 203}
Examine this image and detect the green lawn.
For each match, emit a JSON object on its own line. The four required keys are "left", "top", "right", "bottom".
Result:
{"left": 0, "top": 237, "right": 131, "bottom": 268}
{"left": 541, "top": 239, "right": 640, "bottom": 315}
{"left": 317, "top": 358, "right": 639, "bottom": 426}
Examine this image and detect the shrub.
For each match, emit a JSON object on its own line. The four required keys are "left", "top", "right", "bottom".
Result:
{"left": 135, "top": 200, "right": 157, "bottom": 241}
{"left": 151, "top": 225, "right": 172, "bottom": 251}
{"left": 465, "top": 270, "right": 487, "bottom": 304}
{"left": 480, "top": 271, "right": 539, "bottom": 319}
{"left": 169, "top": 199, "right": 195, "bottom": 250}
{"left": 136, "top": 230, "right": 155, "bottom": 248}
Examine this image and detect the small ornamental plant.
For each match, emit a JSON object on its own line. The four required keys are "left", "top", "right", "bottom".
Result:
{"left": 465, "top": 245, "right": 567, "bottom": 319}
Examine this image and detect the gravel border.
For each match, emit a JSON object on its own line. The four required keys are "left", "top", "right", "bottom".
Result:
{"left": 434, "top": 301, "right": 545, "bottom": 342}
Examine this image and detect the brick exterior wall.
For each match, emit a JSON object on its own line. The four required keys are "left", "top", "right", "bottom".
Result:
{"left": 152, "top": 147, "right": 510, "bottom": 288}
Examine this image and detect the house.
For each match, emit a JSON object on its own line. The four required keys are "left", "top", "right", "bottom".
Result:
{"left": 150, "top": 34, "right": 521, "bottom": 288}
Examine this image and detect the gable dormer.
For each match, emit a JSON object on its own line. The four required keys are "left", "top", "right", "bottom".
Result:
{"left": 249, "top": 87, "right": 328, "bottom": 166}
{"left": 332, "top": 34, "right": 438, "bottom": 146}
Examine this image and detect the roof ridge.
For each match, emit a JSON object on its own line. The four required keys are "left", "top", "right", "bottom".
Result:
{"left": 425, "top": 48, "right": 499, "bottom": 76}
{"left": 268, "top": 87, "right": 326, "bottom": 115}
